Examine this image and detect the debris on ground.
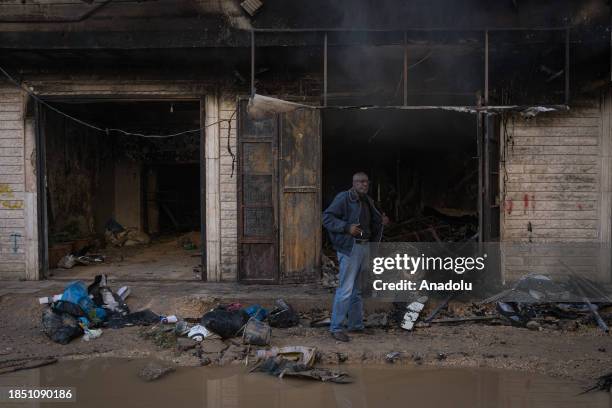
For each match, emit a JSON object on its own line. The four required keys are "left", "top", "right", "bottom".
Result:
{"left": 385, "top": 351, "right": 402, "bottom": 363}
{"left": 200, "top": 307, "right": 249, "bottom": 339}
{"left": 268, "top": 299, "right": 300, "bottom": 328}
{"left": 104, "top": 218, "right": 150, "bottom": 247}
{"left": 256, "top": 346, "right": 317, "bottom": 366}
{"left": 242, "top": 318, "right": 271, "bottom": 346}
{"left": 581, "top": 372, "right": 612, "bottom": 394}
{"left": 382, "top": 209, "right": 477, "bottom": 243}
{"left": 82, "top": 328, "right": 102, "bottom": 341}
{"left": 107, "top": 309, "right": 160, "bottom": 329}
{"left": 321, "top": 254, "right": 339, "bottom": 289}
{"left": 138, "top": 361, "right": 175, "bottom": 382}
{"left": 251, "top": 357, "right": 352, "bottom": 383}
{"left": 244, "top": 304, "right": 268, "bottom": 321}
{"left": 188, "top": 324, "right": 215, "bottom": 342}
{"left": 401, "top": 296, "right": 428, "bottom": 330}
{"left": 41, "top": 308, "right": 83, "bottom": 345}
{"left": 177, "top": 231, "right": 201, "bottom": 250}
{"left": 480, "top": 273, "right": 612, "bottom": 332}
{"left": 364, "top": 312, "right": 389, "bottom": 328}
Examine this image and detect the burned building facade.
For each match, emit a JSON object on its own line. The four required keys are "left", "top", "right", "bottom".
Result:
{"left": 0, "top": 0, "right": 610, "bottom": 284}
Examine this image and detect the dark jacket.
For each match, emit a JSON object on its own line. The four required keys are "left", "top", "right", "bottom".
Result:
{"left": 322, "top": 189, "right": 383, "bottom": 255}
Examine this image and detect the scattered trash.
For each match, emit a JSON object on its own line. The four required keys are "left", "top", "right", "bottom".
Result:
{"left": 161, "top": 315, "right": 178, "bottom": 324}
{"left": 82, "top": 328, "right": 102, "bottom": 341}
{"left": 104, "top": 218, "right": 150, "bottom": 247}
{"left": 310, "top": 317, "right": 331, "bottom": 328}
{"left": 41, "top": 308, "right": 83, "bottom": 345}
{"left": 39, "top": 294, "right": 63, "bottom": 305}
{"left": 201, "top": 308, "right": 249, "bottom": 339}
{"left": 187, "top": 325, "right": 213, "bottom": 342}
{"left": 57, "top": 254, "right": 77, "bottom": 269}
{"left": 244, "top": 305, "right": 268, "bottom": 321}
{"left": 174, "top": 320, "right": 191, "bottom": 336}
{"left": 401, "top": 296, "right": 428, "bottom": 331}
{"left": 385, "top": 351, "right": 401, "bottom": 363}
{"left": 88, "top": 274, "right": 129, "bottom": 316}
{"left": 107, "top": 309, "right": 160, "bottom": 329}
{"left": 243, "top": 318, "right": 271, "bottom": 346}
{"left": 57, "top": 253, "right": 104, "bottom": 269}
{"left": 252, "top": 357, "right": 351, "bottom": 383}
{"left": 124, "top": 229, "right": 151, "bottom": 247}
{"left": 117, "top": 286, "right": 131, "bottom": 301}
{"left": 268, "top": 299, "right": 299, "bottom": 328}
{"left": 321, "top": 254, "right": 339, "bottom": 289}
{"left": 256, "top": 346, "right": 317, "bottom": 366}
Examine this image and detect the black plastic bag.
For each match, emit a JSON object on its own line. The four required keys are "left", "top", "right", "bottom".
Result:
{"left": 41, "top": 308, "right": 83, "bottom": 345}
{"left": 107, "top": 309, "right": 160, "bottom": 329}
{"left": 200, "top": 309, "right": 248, "bottom": 338}
{"left": 268, "top": 299, "right": 299, "bottom": 328}
{"left": 52, "top": 300, "right": 85, "bottom": 318}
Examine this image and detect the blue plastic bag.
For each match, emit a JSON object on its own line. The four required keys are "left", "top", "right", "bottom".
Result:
{"left": 54, "top": 281, "right": 107, "bottom": 325}
{"left": 244, "top": 304, "right": 268, "bottom": 321}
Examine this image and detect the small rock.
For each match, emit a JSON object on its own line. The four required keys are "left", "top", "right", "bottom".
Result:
{"left": 336, "top": 352, "right": 348, "bottom": 363}
{"left": 436, "top": 353, "right": 447, "bottom": 361}
{"left": 200, "top": 356, "right": 212, "bottom": 366}
{"left": 526, "top": 320, "right": 541, "bottom": 331}
{"left": 201, "top": 339, "right": 228, "bottom": 354}
{"left": 598, "top": 347, "right": 606, "bottom": 353}
{"left": 138, "top": 361, "right": 175, "bottom": 382}
{"left": 176, "top": 338, "right": 197, "bottom": 352}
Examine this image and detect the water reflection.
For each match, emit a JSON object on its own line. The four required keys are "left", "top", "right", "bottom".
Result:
{"left": 0, "top": 359, "right": 609, "bottom": 408}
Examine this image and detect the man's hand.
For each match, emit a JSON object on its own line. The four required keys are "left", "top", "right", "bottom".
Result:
{"left": 382, "top": 212, "right": 390, "bottom": 226}
{"left": 349, "top": 224, "right": 363, "bottom": 237}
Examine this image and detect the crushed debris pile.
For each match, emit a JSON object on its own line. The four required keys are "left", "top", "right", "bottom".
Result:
{"left": 383, "top": 211, "right": 477, "bottom": 243}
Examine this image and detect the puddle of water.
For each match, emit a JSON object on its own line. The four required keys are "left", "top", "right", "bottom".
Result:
{"left": 0, "top": 358, "right": 609, "bottom": 408}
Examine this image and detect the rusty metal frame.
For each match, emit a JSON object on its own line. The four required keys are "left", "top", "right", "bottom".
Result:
{"left": 250, "top": 27, "right": 572, "bottom": 108}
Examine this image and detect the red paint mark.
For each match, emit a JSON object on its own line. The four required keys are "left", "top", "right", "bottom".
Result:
{"left": 577, "top": 203, "right": 583, "bottom": 210}
{"left": 523, "top": 194, "right": 529, "bottom": 214}
{"left": 505, "top": 198, "right": 514, "bottom": 215}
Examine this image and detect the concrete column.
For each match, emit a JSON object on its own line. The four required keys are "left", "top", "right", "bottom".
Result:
{"left": 24, "top": 113, "right": 39, "bottom": 280}
{"left": 205, "top": 93, "right": 221, "bottom": 281}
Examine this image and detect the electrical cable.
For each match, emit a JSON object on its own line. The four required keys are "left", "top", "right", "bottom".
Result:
{"left": 0, "top": 65, "right": 232, "bottom": 138}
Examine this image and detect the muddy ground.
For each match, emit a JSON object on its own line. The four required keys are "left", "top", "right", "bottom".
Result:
{"left": 1, "top": 281, "right": 611, "bottom": 389}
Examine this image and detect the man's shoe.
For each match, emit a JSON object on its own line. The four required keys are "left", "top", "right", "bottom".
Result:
{"left": 331, "top": 331, "right": 350, "bottom": 342}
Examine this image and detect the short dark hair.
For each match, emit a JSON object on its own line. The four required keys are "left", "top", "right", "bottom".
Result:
{"left": 352, "top": 172, "right": 368, "bottom": 180}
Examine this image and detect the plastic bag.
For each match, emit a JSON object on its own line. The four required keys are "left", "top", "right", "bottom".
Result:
{"left": 200, "top": 309, "right": 248, "bottom": 339}
{"left": 41, "top": 308, "right": 83, "bottom": 345}
{"left": 268, "top": 299, "right": 299, "bottom": 328}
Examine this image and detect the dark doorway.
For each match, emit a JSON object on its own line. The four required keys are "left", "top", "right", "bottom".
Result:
{"left": 40, "top": 100, "right": 204, "bottom": 281}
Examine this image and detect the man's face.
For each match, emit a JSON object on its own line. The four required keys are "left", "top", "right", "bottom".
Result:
{"left": 353, "top": 175, "right": 369, "bottom": 195}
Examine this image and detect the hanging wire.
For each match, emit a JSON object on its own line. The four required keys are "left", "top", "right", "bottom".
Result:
{"left": 0, "top": 65, "right": 232, "bottom": 138}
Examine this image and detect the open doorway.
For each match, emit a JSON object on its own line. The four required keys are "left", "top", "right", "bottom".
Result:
{"left": 41, "top": 100, "right": 204, "bottom": 281}
{"left": 322, "top": 109, "right": 480, "bottom": 260}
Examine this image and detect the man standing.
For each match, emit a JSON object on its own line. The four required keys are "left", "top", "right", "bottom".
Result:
{"left": 323, "top": 172, "right": 387, "bottom": 342}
